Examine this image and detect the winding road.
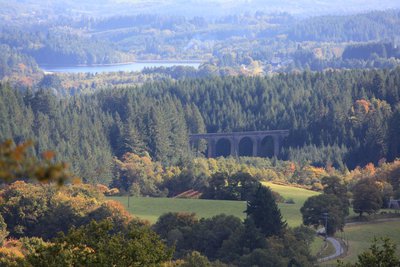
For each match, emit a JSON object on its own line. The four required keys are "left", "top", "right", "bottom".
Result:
{"left": 318, "top": 237, "right": 344, "bottom": 262}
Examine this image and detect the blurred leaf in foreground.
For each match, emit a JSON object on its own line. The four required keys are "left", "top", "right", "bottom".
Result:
{"left": 0, "top": 140, "right": 71, "bottom": 185}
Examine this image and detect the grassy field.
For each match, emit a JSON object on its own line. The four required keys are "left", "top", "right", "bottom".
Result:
{"left": 334, "top": 220, "right": 400, "bottom": 263}
{"left": 110, "top": 182, "right": 319, "bottom": 226}
{"left": 262, "top": 182, "right": 319, "bottom": 226}
{"left": 110, "top": 184, "right": 400, "bottom": 262}
{"left": 110, "top": 196, "right": 247, "bottom": 223}
{"left": 310, "top": 236, "right": 325, "bottom": 256}
{"left": 320, "top": 220, "right": 400, "bottom": 265}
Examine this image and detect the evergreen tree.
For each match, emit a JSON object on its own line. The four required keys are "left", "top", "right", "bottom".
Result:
{"left": 389, "top": 105, "right": 400, "bottom": 161}
{"left": 245, "top": 184, "right": 287, "bottom": 237}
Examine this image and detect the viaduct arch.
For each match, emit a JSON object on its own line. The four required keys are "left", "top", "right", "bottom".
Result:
{"left": 189, "top": 130, "right": 289, "bottom": 158}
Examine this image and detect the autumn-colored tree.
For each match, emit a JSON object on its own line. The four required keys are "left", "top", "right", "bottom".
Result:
{"left": 0, "top": 140, "right": 71, "bottom": 185}
{"left": 26, "top": 220, "right": 173, "bottom": 266}
{"left": 0, "top": 181, "right": 133, "bottom": 239}
{"left": 0, "top": 239, "right": 26, "bottom": 267}
{"left": 111, "top": 152, "right": 164, "bottom": 196}
{"left": 0, "top": 214, "right": 8, "bottom": 246}
{"left": 85, "top": 200, "right": 133, "bottom": 232}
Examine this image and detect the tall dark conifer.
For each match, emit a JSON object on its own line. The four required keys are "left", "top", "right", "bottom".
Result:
{"left": 245, "top": 184, "right": 287, "bottom": 237}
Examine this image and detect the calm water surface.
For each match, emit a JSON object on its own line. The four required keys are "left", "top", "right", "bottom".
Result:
{"left": 41, "top": 61, "right": 201, "bottom": 74}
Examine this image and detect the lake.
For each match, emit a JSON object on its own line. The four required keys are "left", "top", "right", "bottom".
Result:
{"left": 40, "top": 61, "right": 201, "bottom": 74}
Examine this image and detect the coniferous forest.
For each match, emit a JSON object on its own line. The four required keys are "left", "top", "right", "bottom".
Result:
{"left": 1, "top": 67, "right": 400, "bottom": 184}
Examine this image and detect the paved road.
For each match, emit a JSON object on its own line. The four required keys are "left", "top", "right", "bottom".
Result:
{"left": 318, "top": 237, "right": 344, "bottom": 262}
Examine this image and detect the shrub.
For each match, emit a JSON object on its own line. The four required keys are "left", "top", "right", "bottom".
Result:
{"left": 285, "top": 198, "right": 296, "bottom": 204}
{"left": 272, "top": 191, "right": 285, "bottom": 203}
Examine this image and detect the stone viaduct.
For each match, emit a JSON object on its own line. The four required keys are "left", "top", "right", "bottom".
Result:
{"left": 189, "top": 130, "right": 289, "bottom": 158}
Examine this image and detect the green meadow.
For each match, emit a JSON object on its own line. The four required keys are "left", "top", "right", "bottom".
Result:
{"left": 110, "top": 184, "right": 400, "bottom": 261}
{"left": 110, "top": 182, "right": 319, "bottom": 226}
{"left": 110, "top": 196, "right": 247, "bottom": 223}
{"left": 262, "top": 182, "right": 320, "bottom": 226}
{"left": 332, "top": 220, "right": 400, "bottom": 263}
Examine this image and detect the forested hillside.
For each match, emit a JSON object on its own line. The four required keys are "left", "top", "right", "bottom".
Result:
{"left": 2, "top": 9, "right": 400, "bottom": 89}
{"left": 288, "top": 10, "right": 400, "bottom": 42}
{"left": 1, "top": 67, "right": 400, "bottom": 184}
{"left": 0, "top": 27, "right": 133, "bottom": 66}
{"left": 0, "top": 44, "right": 42, "bottom": 87}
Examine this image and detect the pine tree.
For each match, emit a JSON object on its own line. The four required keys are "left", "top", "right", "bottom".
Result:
{"left": 245, "top": 184, "right": 287, "bottom": 237}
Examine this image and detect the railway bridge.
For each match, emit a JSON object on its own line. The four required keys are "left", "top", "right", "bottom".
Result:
{"left": 189, "top": 130, "right": 289, "bottom": 158}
